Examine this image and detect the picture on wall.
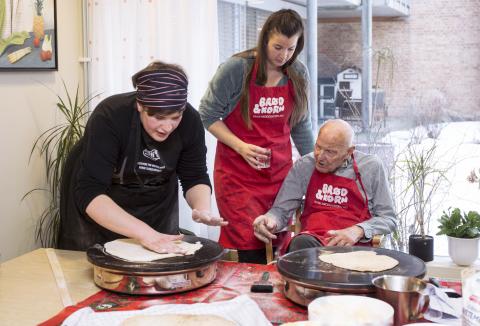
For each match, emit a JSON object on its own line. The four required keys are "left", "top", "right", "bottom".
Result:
{"left": 0, "top": 0, "right": 57, "bottom": 70}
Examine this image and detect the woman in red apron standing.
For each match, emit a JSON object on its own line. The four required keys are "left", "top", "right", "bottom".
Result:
{"left": 199, "top": 9, "right": 314, "bottom": 263}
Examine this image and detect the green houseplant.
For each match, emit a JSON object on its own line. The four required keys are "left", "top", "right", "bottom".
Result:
{"left": 437, "top": 208, "right": 480, "bottom": 266}
{"left": 437, "top": 208, "right": 480, "bottom": 238}
{"left": 24, "top": 81, "right": 92, "bottom": 248}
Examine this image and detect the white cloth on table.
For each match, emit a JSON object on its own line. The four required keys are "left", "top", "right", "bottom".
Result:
{"left": 61, "top": 294, "right": 271, "bottom": 326}
{"left": 424, "top": 284, "right": 462, "bottom": 326}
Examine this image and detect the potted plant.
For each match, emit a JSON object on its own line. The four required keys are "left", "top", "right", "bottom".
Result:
{"left": 437, "top": 208, "right": 480, "bottom": 266}
{"left": 23, "top": 81, "right": 93, "bottom": 247}
{"left": 388, "top": 126, "right": 453, "bottom": 261}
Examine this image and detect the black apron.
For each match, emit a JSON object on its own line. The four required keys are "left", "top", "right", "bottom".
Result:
{"left": 58, "top": 109, "right": 181, "bottom": 250}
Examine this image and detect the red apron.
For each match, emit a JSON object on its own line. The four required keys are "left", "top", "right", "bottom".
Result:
{"left": 282, "top": 154, "right": 372, "bottom": 252}
{"left": 215, "top": 63, "right": 294, "bottom": 250}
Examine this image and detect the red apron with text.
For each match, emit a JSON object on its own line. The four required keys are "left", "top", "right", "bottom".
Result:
{"left": 283, "top": 154, "right": 372, "bottom": 252}
{"left": 215, "top": 63, "right": 294, "bottom": 250}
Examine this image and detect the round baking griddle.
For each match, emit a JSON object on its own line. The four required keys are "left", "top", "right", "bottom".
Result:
{"left": 86, "top": 235, "right": 224, "bottom": 295}
{"left": 87, "top": 235, "right": 224, "bottom": 273}
{"left": 277, "top": 246, "right": 426, "bottom": 292}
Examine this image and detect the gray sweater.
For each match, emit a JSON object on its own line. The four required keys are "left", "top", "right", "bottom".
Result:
{"left": 267, "top": 151, "right": 397, "bottom": 240}
{"left": 199, "top": 56, "right": 314, "bottom": 156}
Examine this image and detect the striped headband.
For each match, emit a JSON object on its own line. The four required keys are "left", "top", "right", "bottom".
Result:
{"left": 136, "top": 69, "right": 188, "bottom": 110}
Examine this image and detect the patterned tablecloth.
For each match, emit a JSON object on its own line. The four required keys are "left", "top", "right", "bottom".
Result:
{"left": 39, "top": 261, "right": 308, "bottom": 326}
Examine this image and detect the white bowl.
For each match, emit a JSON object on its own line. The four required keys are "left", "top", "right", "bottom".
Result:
{"left": 403, "top": 322, "right": 448, "bottom": 326}
{"left": 308, "top": 295, "right": 394, "bottom": 326}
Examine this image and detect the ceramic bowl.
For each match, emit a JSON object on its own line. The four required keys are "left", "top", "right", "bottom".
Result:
{"left": 308, "top": 295, "right": 394, "bottom": 326}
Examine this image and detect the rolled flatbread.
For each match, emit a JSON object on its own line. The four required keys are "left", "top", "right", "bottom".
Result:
{"left": 319, "top": 250, "right": 399, "bottom": 272}
{"left": 122, "top": 314, "right": 236, "bottom": 326}
{"left": 104, "top": 238, "right": 203, "bottom": 262}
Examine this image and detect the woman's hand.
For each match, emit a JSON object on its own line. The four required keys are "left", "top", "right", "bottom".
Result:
{"left": 140, "top": 233, "right": 187, "bottom": 254}
{"left": 192, "top": 209, "right": 228, "bottom": 226}
{"left": 237, "top": 142, "right": 270, "bottom": 170}
{"left": 207, "top": 121, "right": 270, "bottom": 169}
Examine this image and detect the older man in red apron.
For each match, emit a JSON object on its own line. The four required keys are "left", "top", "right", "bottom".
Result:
{"left": 252, "top": 119, "right": 396, "bottom": 253}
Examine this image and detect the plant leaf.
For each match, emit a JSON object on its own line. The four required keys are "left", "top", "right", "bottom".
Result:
{"left": 0, "top": 30, "right": 29, "bottom": 56}
{"left": 26, "top": 79, "right": 95, "bottom": 248}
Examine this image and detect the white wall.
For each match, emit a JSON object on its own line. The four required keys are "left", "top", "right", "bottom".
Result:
{"left": 0, "top": 0, "right": 84, "bottom": 262}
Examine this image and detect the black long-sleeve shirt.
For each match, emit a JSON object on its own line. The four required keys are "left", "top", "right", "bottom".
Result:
{"left": 75, "top": 92, "right": 211, "bottom": 214}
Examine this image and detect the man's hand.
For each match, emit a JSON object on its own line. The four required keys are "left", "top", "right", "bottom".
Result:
{"left": 326, "top": 225, "right": 364, "bottom": 246}
{"left": 140, "top": 233, "right": 186, "bottom": 254}
{"left": 253, "top": 214, "right": 278, "bottom": 243}
{"left": 192, "top": 209, "right": 228, "bottom": 226}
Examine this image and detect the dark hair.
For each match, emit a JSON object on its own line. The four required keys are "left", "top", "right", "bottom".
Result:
{"left": 235, "top": 9, "right": 308, "bottom": 129}
{"left": 131, "top": 61, "right": 187, "bottom": 88}
{"left": 141, "top": 105, "right": 186, "bottom": 117}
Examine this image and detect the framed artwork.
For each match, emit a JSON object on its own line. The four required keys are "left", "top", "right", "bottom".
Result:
{"left": 0, "top": 0, "right": 57, "bottom": 71}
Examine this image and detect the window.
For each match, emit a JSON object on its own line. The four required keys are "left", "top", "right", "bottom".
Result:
{"left": 343, "top": 72, "right": 359, "bottom": 80}
{"left": 218, "top": 1, "right": 246, "bottom": 63}
{"left": 339, "top": 81, "right": 350, "bottom": 90}
{"left": 320, "top": 84, "right": 336, "bottom": 117}
{"left": 218, "top": 1, "right": 306, "bottom": 64}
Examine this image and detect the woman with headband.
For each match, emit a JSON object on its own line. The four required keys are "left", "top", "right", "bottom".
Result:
{"left": 199, "top": 9, "right": 314, "bottom": 264}
{"left": 58, "top": 61, "right": 226, "bottom": 253}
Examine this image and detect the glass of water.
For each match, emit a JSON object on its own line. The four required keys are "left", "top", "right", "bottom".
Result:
{"left": 258, "top": 148, "right": 271, "bottom": 169}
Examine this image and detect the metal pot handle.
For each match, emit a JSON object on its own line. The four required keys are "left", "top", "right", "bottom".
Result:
{"left": 411, "top": 289, "right": 431, "bottom": 320}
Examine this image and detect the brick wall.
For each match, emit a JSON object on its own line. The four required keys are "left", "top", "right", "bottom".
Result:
{"left": 317, "top": 0, "right": 480, "bottom": 119}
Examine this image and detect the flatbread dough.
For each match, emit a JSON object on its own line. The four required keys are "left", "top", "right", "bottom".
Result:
{"left": 122, "top": 314, "right": 236, "bottom": 326}
{"left": 104, "top": 238, "right": 203, "bottom": 262}
{"left": 319, "top": 250, "right": 399, "bottom": 272}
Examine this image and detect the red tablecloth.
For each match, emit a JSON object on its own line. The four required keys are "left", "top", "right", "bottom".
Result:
{"left": 39, "top": 260, "right": 463, "bottom": 326}
{"left": 39, "top": 261, "right": 308, "bottom": 326}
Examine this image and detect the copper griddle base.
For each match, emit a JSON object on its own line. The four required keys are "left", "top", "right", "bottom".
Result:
{"left": 277, "top": 246, "right": 426, "bottom": 307}
{"left": 87, "top": 235, "right": 224, "bottom": 295}
{"left": 92, "top": 262, "right": 218, "bottom": 295}
{"left": 283, "top": 276, "right": 375, "bottom": 307}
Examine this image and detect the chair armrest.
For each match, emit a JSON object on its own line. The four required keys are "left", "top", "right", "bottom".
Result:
{"left": 372, "top": 234, "right": 384, "bottom": 248}
{"left": 266, "top": 240, "right": 273, "bottom": 264}
{"left": 221, "top": 249, "right": 239, "bottom": 262}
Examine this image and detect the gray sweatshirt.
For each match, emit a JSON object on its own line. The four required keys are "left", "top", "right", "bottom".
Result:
{"left": 267, "top": 151, "right": 397, "bottom": 240}
{"left": 199, "top": 56, "right": 314, "bottom": 156}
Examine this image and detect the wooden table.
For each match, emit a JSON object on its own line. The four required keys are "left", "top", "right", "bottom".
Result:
{"left": 0, "top": 248, "right": 462, "bottom": 325}
{"left": 0, "top": 249, "right": 303, "bottom": 325}
{"left": 0, "top": 249, "right": 98, "bottom": 325}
